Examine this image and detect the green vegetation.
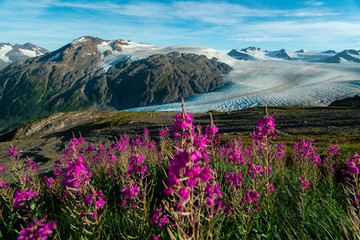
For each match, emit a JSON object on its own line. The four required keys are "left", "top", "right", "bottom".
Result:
{"left": 0, "top": 107, "right": 360, "bottom": 239}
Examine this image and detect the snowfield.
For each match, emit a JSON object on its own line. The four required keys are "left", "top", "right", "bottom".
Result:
{"left": 96, "top": 40, "right": 360, "bottom": 112}
{"left": 97, "top": 41, "right": 238, "bottom": 71}
{"left": 0, "top": 44, "right": 13, "bottom": 63}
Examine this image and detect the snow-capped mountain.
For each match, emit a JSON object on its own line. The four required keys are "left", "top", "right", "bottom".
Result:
{"left": 227, "top": 47, "right": 344, "bottom": 63}
{"left": 1, "top": 36, "right": 360, "bottom": 131}
{"left": 0, "top": 36, "right": 233, "bottom": 131}
{"left": 324, "top": 49, "right": 360, "bottom": 63}
{"left": 0, "top": 42, "right": 48, "bottom": 68}
{"left": 93, "top": 37, "right": 237, "bottom": 71}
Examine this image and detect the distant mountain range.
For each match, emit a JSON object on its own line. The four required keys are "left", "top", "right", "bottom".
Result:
{"left": 0, "top": 36, "right": 232, "bottom": 132}
{"left": 0, "top": 42, "right": 48, "bottom": 68}
{"left": 227, "top": 47, "right": 360, "bottom": 63}
{"left": 0, "top": 36, "right": 360, "bottom": 133}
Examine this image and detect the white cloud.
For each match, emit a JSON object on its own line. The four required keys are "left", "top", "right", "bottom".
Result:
{"left": 302, "top": 1, "right": 324, "bottom": 7}
{"left": 236, "top": 37, "right": 293, "bottom": 43}
{"left": 0, "top": 0, "right": 357, "bottom": 51}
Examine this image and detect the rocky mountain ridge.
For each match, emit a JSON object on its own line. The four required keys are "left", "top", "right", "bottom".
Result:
{"left": 0, "top": 36, "right": 232, "bottom": 132}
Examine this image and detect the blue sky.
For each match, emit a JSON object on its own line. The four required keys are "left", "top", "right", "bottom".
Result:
{"left": 1, "top": 0, "right": 360, "bottom": 52}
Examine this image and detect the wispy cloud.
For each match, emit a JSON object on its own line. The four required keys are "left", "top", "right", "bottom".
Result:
{"left": 302, "top": 0, "right": 324, "bottom": 7}
{"left": 0, "top": 0, "right": 359, "bottom": 51}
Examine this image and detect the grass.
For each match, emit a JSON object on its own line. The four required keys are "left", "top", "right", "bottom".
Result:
{"left": 0, "top": 106, "right": 360, "bottom": 239}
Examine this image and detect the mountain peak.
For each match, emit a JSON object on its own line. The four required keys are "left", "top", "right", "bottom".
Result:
{"left": 0, "top": 42, "right": 48, "bottom": 68}
{"left": 240, "top": 46, "right": 262, "bottom": 52}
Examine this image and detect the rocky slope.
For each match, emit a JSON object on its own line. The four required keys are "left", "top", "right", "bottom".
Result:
{"left": 0, "top": 36, "right": 232, "bottom": 132}
{"left": 1, "top": 106, "right": 360, "bottom": 173}
{"left": 329, "top": 95, "right": 360, "bottom": 108}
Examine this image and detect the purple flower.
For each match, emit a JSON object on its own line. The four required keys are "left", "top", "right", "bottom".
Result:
{"left": 172, "top": 113, "right": 194, "bottom": 132}
{"left": 164, "top": 188, "right": 174, "bottom": 196}
{"left": 179, "top": 188, "right": 189, "bottom": 200}
{"left": 0, "top": 181, "right": 9, "bottom": 189}
{"left": 299, "top": 177, "right": 311, "bottom": 191}
{"left": 204, "top": 125, "right": 219, "bottom": 138}
{"left": 25, "top": 161, "right": 39, "bottom": 171}
{"left": 13, "top": 189, "right": 38, "bottom": 212}
{"left": 251, "top": 116, "right": 276, "bottom": 141}
{"left": 0, "top": 166, "right": 5, "bottom": 175}
{"left": 18, "top": 219, "right": 56, "bottom": 240}
{"left": 9, "top": 147, "right": 20, "bottom": 159}
{"left": 159, "top": 127, "right": 169, "bottom": 138}
{"left": 95, "top": 199, "right": 106, "bottom": 209}
{"left": 84, "top": 194, "right": 93, "bottom": 205}
{"left": 226, "top": 172, "right": 244, "bottom": 189}
{"left": 44, "top": 176, "right": 56, "bottom": 189}
{"left": 122, "top": 183, "right": 139, "bottom": 199}
{"left": 327, "top": 145, "right": 339, "bottom": 156}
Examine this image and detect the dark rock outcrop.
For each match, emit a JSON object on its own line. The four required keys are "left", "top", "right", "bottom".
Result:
{"left": 227, "top": 49, "right": 252, "bottom": 60}
{"left": 105, "top": 52, "right": 232, "bottom": 109}
{"left": 275, "top": 49, "right": 291, "bottom": 60}
{"left": 329, "top": 95, "right": 360, "bottom": 108}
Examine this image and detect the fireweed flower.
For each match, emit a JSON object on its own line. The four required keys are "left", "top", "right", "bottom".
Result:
{"left": 95, "top": 198, "right": 106, "bottom": 209}
{"left": 13, "top": 189, "right": 38, "bottom": 212}
{"left": 0, "top": 181, "right": 9, "bottom": 189}
{"left": 122, "top": 183, "right": 140, "bottom": 199}
{"left": 84, "top": 193, "right": 94, "bottom": 205}
{"left": 25, "top": 160, "right": 39, "bottom": 171}
{"left": 9, "top": 146, "right": 20, "bottom": 159}
{"left": 225, "top": 172, "right": 245, "bottom": 189}
{"left": 251, "top": 116, "right": 276, "bottom": 141}
{"left": 327, "top": 145, "right": 339, "bottom": 156}
{"left": 128, "top": 154, "right": 146, "bottom": 175}
{"left": 343, "top": 154, "right": 360, "bottom": 175}
{"left": 151, "top": 208, "right": 169, "bottom": 227}
{"left": 43, "top": 176, "right": 56, "bottom": 189}
{"left": 61, "top": 156, "right": 92, "bottom": 190}
{"left": 292, "top": 140, "right": 322, "bottom": 166}
{"left": 172, "top": 113, "right": 194, "bottom": 131}
{"left": 0, "top": 166, "right": 5, "bottom": 175}
{"left": 193, "top": 135, "right": 209, "bottom": 150}
{"left": 204, "top": 125, "right": 219, "bottom": 138}
{"left": 242, "top": 189, "right": 260, "bottom": 210}
{"left": 299, "top": 177, "right": 311, "bottom": 191}
{"left": 159, "top": 127, "right": 169, "bottom": 138}
{"left": 227, "top": 149, "right": 244, "bottom": 166}
{"left": 18, "top": 218, "right": 56, "bottom": 240}
{"left": 265, "top": 183, "right": 275, "bottom": 192}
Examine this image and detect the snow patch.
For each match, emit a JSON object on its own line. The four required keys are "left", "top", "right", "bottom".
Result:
{"left": 19, "top": 49, "right": 38, "bottom": 58}
{"left": 47, "top": 53, "right": 60, "bottom": 61}
{"left": 72, "top": 37, "right": 87, "bottom": 44}
{"left": 0, "top": 44, "right": 13, "bottom": 63}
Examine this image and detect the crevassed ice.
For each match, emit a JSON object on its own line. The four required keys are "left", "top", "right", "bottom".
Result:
{"left": 124, "top": 60, "right": 360, "bottom": 113}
